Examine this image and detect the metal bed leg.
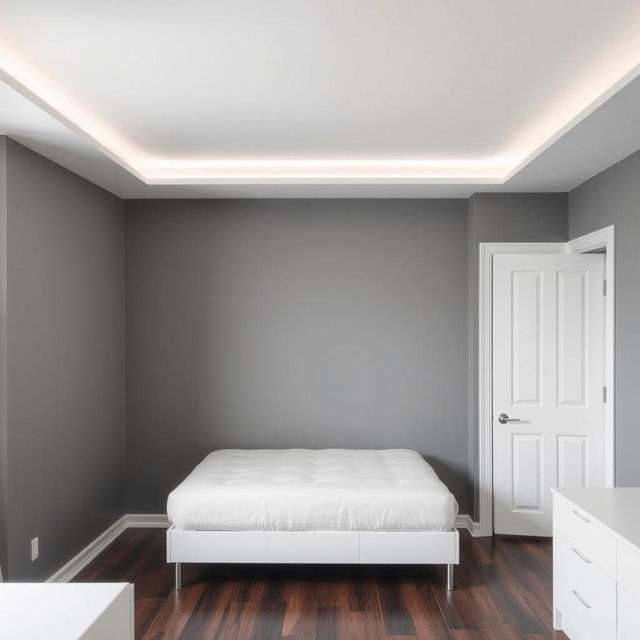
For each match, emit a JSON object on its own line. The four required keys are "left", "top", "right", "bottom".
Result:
{"left": 446, "top": 564, "right": 454, "bottom": 591}
{"left": 175, "top": 562, "right": 182, "bottom": 590}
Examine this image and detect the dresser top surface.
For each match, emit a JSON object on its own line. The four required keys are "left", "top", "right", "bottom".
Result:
{"left": 553, "top": 488, "right": 640, "bottom": 550}
{"left": 0, "top": 583, "right": 131, "bottom": 639}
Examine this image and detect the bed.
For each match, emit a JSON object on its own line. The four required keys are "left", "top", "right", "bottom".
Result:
{"left": 166, "top": 449, "right": 460, "bottom": 590}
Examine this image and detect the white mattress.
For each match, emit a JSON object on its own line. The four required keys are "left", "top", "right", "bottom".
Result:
{"left": 167, "top": 449, "right": 458, "bottom": 532}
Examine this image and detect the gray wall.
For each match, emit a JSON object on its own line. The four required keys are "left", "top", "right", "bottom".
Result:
{"left": 569, "top": 149, "right": 640, "bottom": 489}
{"left": 125, "top": 199, "right": 472, "bottom": 513}
{"left": 1, "top": 138, "right": 125, "bottom": 580}
{"left": 467, "top": 194, "right": 569, "bottom": 517}
{"left": 0, "top": 133, "right": 631, "bottom": 575}
{"left": 0, "top": 138, "right": 8, "bottom": 578}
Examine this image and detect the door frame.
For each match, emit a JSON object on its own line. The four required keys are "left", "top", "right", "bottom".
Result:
{"left": 564, "top": 225, "right": 615, "bottom": 489}
{"left": 477, "top": 226, "right": 615, "bottom": 537}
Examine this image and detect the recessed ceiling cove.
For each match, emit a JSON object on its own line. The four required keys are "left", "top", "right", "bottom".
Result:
{"left": 1, "top": 0, "right": 640, "bottom": 188}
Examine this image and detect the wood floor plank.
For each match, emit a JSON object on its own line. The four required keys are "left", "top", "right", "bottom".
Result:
{"left": 141, "top": 584, "right": 207, "bottom": 640}
{"left": 250, "top": 581, "right": 287, "bottom": 640}
{"left": 281, "top": 580, "right": 316, "bottom": 639}
{"left": 377, "top": 578, "right": 417, "bottom": 636}
{"left": 175, "top": 585, "right": 223, "bottom": 640}
{"left": 315, "top": 606, "right": 339, "bottom": 640}
{"left": 398, "top": 582, "right": 454, "bottom": 640}
{"left": 71, "top": 529, "right": 567, "bottom": 640}
{"left": 135, "top": 597, "right": 164, "bottom": 639}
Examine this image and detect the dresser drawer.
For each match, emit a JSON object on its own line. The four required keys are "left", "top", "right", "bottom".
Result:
{"left": 555, "top": 531, "right": 616, "bottom": 617}
{"left": 618, "top": 542, "right": 640, "bottom": 602}
{"left": 556, "top": 573, "right": 616, "bottom": 640}
{"left": 554, "top": 494, "right": 616, "bottom": 578}
{"left": 617, "top": 584, "right": 640, "bottom": 640}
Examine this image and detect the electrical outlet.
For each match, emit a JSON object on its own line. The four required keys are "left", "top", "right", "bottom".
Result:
{"left": 30, "top": 537, "right": 39, "bottom": 562}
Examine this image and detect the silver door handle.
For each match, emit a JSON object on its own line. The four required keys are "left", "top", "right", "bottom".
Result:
{"left": 498, "top": 413, "right": 521, "bottom": 424}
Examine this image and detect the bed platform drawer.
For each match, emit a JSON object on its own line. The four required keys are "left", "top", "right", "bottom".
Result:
{"left": 168, "top": 526, "right": 459, "bottom": 565}
{"left": 169, "top": 529, "right": 361, "bottom": 564}
{"left": 167, "top": 528, "right": 268, "bottom": 563}
{"left": 268, "top": 532, "right": 359, "bottom": 563}
{"left": 360, "top": 531, "right": 459, "bottom": 564}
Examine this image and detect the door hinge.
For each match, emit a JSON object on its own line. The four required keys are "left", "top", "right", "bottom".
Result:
{"left": 603, "top": 279, "right": 607, "bottom": 296}
{"left": 603, "top": 386, "right": 607, "bottom": 403}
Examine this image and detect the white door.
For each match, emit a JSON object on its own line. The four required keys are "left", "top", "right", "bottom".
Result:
{"left": 492, "top": 254, "right": 605, "bottom": 536}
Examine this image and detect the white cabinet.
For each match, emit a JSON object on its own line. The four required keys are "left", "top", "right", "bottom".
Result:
{"left": 553, "top": 488, "right": 640, "bottom": 640}
{"left": 0, "top": 583, "right": 134, "bottom": 640}
{"left": 618, "top": 585, "right": 640, "bottom": 640}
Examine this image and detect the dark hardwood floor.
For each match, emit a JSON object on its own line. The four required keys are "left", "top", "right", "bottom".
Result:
{"left": 73, "top": 529, "right": 567, "bottom": 639}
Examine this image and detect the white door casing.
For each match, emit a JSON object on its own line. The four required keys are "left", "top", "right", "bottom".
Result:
{"left": 492, "top": 254, "right": 605, "bottom": 536}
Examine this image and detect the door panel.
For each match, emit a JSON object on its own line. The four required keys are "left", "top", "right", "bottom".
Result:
{"left": 493, "top": 254, "right": 605, "bottom": 536}
{"left": 557, "top": 435, "right": 588, "bottom": 489}
{"left": 512, "top": 433, "right": 542, "bottom": 511}
{"left": 557, "top": 271, "right": 587, "bottom": 406}
{"left": 511, "top": 270, "right": 542, "bottom": 405}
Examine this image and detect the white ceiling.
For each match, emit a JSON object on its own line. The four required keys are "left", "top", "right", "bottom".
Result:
{"left": 1, "top": 0, "right": 640, "bottom": 197}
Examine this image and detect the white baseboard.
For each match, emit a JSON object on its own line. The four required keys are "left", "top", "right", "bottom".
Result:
{"left": 46, "top": 514, "right": 169, "bottom": 583}
{"left": 47, "top": 511, "right": 481, "bottom": 582}
{"left": 47, "top": 516, "right": 128, "bottom": 583}
{"left": 455, "top": 514, "right": 482, "bottom": 537}
{"left": 125, "top": 513, "right": 169, "bottom": 528}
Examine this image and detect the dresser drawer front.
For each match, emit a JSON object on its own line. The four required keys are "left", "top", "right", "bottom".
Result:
{"left": 555, "top": 531, "right": 616, "bottom": 616}
{"left": 554, "top": 494, "right": 616, "bottom": 578}
{"left": 618, "top": 585, "right": 640, "bottom": 640}
{"left": 618, "top": 542, "right": 640, "bottom": 602}
{"left": 556, "top": 573, "right": 616, "bottom": 640}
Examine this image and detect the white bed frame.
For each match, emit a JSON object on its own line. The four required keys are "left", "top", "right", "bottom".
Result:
{"left": 167, "top": 526, "right": 459, "bottom": 590}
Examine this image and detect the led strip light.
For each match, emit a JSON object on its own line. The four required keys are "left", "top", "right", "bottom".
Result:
{"left": 1, "top": 34, "right": 640, "bottom": 185}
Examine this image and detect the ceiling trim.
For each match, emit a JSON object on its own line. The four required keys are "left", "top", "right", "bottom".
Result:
{"left": 0, "top": 46, "right": 146, "bottom": 181}
{"left": 2, "top": 34, "right": 640, "bottom": 186}
{"left": 502, "top": 60, "right": 640, "bottom": 182}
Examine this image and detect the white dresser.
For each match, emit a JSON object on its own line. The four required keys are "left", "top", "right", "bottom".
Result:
{"left": 553, "top": 488, "right": 640, "bottom": 640}
{"left": 0, "top": 583, "right": 134, "bottom": 640}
